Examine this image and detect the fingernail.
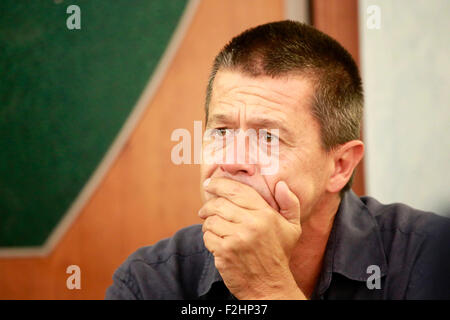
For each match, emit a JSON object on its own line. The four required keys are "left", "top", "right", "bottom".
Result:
{"left": 203, "top": 178, "right": 211, "bottom": 188}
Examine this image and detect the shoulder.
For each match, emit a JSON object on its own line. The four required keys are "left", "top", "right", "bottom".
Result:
{"left": 129, "top": 224, "right": 206, "bottom": 264}
{"left": 105, "top": 224, "right": 209, "bottom": 299}
{"left": 361, "top": 196, "right": 450, "bottom": 299}
{"left": 361, "top": 195, "right": 450, "bottom": 237}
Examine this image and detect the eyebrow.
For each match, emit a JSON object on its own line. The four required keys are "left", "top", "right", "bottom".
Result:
{"left": 207, "top": 113, "right": 234, "bottom": 126}
{"left": 207, "top": 113, "right": 294, "bottom": 141}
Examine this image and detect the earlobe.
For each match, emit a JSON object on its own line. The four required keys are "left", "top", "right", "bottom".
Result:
{"left": 326, "top": 141, "right": 364, "bottom": 194}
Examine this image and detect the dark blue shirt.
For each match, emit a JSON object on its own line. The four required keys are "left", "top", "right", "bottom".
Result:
{"left": 105, "top": 191, "right": 450, "bottom": 299}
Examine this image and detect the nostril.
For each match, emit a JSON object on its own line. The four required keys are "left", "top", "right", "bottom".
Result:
{"left": 219, "top": 163, "right": 256, "bottom": 176}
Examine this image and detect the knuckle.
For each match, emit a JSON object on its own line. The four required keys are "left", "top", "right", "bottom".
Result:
{"left": 242, "top": 232, "right": 256, "bottom": 246}
{"left": 203, "top": 201, "right": 222, "bottom": 217}
{"left": 202, "top": 232, "right": 211, "bottom": 249}
{"left": 203, "top": 201, "right": 215, "bottom": 213}
{"left": 247, "top": 216, "right": 264, "bottom": 233}
{"left": 202, "top": 219, "right": 210, "bottom": 233}
{"left": 221, "top": 238, "right": 235, "bottom": 255}
{"left": 202, "top": 230, "right": 209, "bottom": 242}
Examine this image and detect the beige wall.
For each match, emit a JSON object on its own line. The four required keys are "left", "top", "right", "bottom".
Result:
{"left": 360, "top": 0, "right": 450, "bottom": 216}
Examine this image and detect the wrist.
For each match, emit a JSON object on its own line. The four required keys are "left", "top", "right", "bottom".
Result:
{"left": 264, "top": 283, "right": 307, "bottom": 300}
{"left": 241, "top": 278, "right": 307, "bottom": 300}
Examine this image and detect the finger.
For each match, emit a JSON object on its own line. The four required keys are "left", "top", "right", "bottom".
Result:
{"left": 274, "top": 181, "right": 301, "bottom": 225}
{"left": 198, "top": 197, "right": 243, "bottom": 223}
{"left": 203, "top": 177, "right": 265, "bottom": 210}
{"left": 203, "top": 230, "right": 222, "bottom": 256}
{"left": 202, "top": 215, "right": 237, "bottom": 238}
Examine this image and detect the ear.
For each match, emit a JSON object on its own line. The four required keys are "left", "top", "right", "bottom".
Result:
{"left": 326, "top": 140, "right": 364, "bottom": 193}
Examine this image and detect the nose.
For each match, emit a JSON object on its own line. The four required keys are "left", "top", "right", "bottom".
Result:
{"left": 219, "top": 163, "right": 256, "bottom": 176}
{"left": 218, "top": 128, "right": 259, "bottom": 176}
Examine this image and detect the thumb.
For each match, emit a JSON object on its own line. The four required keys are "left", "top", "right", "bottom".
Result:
{"left": 274, "top": 181, "right": 301, "bottom": 225}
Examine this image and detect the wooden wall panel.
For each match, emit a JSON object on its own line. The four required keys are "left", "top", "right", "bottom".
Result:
{"left": 0, "top": 0, "right": 284, "bottom": 299}
{"left": 0, "top": 0, "right": 365, "bottom": 299}
{"left": 311, "top": 0, "right": 366, "bottom": 196}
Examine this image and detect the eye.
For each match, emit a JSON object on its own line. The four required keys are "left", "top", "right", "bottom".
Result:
{"left": 260, "top": 130, "right": 279, "bottom": 143}
{"left": 213, "top": 128, "right": 232, "bottom": 137}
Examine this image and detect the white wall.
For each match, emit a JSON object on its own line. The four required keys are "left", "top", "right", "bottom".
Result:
{"left": 359, "top": 0, "right": 450, "bottom": 216}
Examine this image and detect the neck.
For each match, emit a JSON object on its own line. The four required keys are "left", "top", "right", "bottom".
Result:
{"left": 289, "top": 192, "right": 341, "bottom": 298}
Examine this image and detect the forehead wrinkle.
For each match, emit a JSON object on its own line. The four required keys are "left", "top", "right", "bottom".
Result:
{"left": 234, "top": 90, "right": 296, "bottom": 112}
{"left": 209, "top": 97, "right": 292, "bottom": 133}
{"left": 209, "top": 102, "right": 288, "bottom": 127}
{"left": 214, "top": 80, "right": 299, "bottom": 106}
{"left": 213, "top": 93, "right": 293, "bottom": 120}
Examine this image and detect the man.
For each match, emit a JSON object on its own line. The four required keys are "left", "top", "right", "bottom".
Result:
{"left": 105, "top": 21, "right": 450, "bottom": 300}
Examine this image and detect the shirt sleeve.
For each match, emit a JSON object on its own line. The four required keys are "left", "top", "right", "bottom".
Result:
{"left": 105, "top": 267, "right": 141, "bottom": 300}
{"left": 104, "top": 225, "right": 208, "bottom": 300}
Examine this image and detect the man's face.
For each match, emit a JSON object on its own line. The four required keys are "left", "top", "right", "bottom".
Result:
{"left": 200, "top": 70, "right": 333, "bottom": 222}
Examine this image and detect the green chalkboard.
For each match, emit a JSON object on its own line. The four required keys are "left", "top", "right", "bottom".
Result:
{"left": 0, "top": 0, "right": 187, "bottom": 246}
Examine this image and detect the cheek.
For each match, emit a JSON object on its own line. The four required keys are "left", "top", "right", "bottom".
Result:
{"left": 200, "top": 140, "right": 218, "bottom": 180}
{"left": 277, "top": 151, "right": 303, "bottom": 178}
{"left": 275, "top": 150, "right": 327, "bottom": 207}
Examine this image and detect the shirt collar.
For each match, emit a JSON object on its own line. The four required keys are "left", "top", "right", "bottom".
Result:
{"left": 314, "top": 190, "right": 388, "bottom": 297}
{"left": 197, "top": 190, "right": 389, "bottom": 298}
